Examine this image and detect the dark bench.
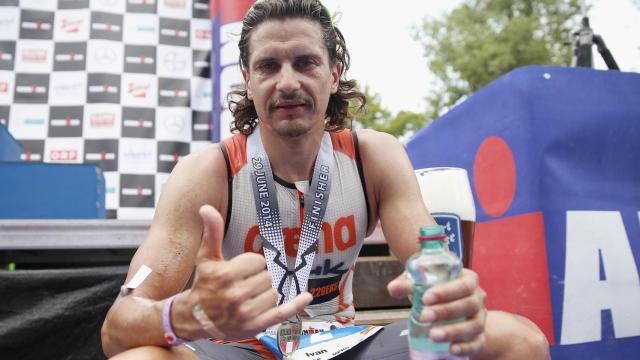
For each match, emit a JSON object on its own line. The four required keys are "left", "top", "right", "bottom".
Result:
{"left": 353, "top": 255, "right": 410, "bottom": 325}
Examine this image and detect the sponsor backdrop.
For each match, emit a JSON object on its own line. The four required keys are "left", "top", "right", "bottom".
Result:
{"left": 406, "top": 66, "right": 640, "bottom": 359}
{"left": 0, "top": 0, "right": 213, "bottom": 219}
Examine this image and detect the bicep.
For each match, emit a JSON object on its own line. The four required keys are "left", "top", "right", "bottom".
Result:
{"left": 359, "top": 130, "right": 435, "bottom": 263}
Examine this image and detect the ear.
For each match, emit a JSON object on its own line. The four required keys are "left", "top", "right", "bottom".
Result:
{"left": 330, "top": 62, "right": 342, "bottom": 94}
{"left": 242, "top": 69, "right": 253, "bottom": 100}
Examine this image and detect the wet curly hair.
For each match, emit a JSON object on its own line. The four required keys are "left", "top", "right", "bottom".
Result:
{"left": 227, "top": 0, "right": 366, "bottom": 135}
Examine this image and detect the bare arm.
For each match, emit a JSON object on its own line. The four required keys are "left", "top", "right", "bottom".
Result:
{"left": 357, "top": 130, "right": 549, "bottom": 359}
{"left": 101, "top": 145, "right": 225, "bottom": 355}
{"left": 356, "top": 129, "right": 431, "bottom": 263}
{"left": 101, "top": 145, "right": 312, "bottom": 356}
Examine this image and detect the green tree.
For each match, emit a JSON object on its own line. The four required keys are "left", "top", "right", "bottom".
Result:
{"left": 416, "top": 0, "right": 582, "bottom": 119}
{"left": 352, "top": 86, "right": 430, "bottom": 138}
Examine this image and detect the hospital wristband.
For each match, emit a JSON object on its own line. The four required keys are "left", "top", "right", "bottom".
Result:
{"left": 162, "top": 295, "right": 186, "bottom": 345}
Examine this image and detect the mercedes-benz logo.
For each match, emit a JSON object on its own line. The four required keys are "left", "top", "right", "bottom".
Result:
{"left": 164, "top": 115, "right": 185, "bottom": 133}
{"left": 163, "top": 51, "right": 186, "bottom": 72}
{"left": 94, "top": 46, "right": 116, "bottom": 65}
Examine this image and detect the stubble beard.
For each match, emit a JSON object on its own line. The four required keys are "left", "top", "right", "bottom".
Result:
{"left": 272, "top": 118, "right": 317, "bottom": 138}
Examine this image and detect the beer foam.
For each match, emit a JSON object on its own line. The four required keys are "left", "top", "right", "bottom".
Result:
{"left": 414, "top": 167, "right": 476, "bottom": 221}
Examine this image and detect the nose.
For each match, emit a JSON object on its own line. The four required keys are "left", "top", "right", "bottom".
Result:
{"left": 275, "top": 64, "right": 301, "bottom": 94}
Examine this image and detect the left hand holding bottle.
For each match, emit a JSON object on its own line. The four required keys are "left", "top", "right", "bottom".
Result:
{"left": 388, "top": 268, "right": 488, "bottom": 356}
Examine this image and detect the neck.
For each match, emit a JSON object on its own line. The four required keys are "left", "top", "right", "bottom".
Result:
{"left": 259, "top": 124, "right": 325, "bottom": 183}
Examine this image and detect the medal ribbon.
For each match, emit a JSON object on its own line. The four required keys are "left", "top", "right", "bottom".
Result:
{"left": 247, "top": 125, "right": 333, "bottom": 305}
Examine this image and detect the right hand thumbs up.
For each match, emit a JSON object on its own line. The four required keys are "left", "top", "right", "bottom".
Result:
{"left": 188, "top": 204, "right": 313, "bottom": 341}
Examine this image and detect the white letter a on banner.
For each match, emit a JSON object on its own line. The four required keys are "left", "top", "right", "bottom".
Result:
{"left": 561, "top": 211, "right": 640, "bottom": 345}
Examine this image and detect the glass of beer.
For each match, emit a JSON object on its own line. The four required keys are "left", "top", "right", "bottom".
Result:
{"left": 414, "top": 167, "right": 476, "bottom": 268}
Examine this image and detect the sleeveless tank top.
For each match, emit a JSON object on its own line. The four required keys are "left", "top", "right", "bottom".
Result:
{"left": 220, "top": 129, "right": 369, "bottom": 324}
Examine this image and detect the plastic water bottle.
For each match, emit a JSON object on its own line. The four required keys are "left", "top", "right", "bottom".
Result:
{"left": 406, "top": 225, "right": 467, "bottom": 360}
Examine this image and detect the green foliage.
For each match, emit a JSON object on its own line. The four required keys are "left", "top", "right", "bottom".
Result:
{"left": 352, "top": 86, "right": 431, "bottom": 138}
{"left": 416, "top": 0, "right": 582, "bottom": 119}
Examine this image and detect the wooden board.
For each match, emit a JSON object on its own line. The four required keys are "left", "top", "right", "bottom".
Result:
{"left": 353, "top": 256, "right": 411, "bottom": 309}
{"left": 355, "top": 308, "right": 410, "bottom": 326}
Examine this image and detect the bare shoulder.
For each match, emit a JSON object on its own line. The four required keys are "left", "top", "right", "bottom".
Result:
{"left": 168, "top": 143, "right": 227, "bottom": 188}
{"left": 355, "top": 128, "right": 413, "bottom": 192}
{"left": 355, "top": 128, "right": 404, "bottom": 157}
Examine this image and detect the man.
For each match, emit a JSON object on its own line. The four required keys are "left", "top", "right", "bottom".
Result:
{"left": 101, "top": 1, "right": 549, "bottom": 359}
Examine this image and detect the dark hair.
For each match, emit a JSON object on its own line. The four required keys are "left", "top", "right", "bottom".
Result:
{"left": 227, "top": 0, "right": 366, "bottom": 135}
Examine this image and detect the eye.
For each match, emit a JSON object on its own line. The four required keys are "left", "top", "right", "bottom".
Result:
{"left": 295, "top": 57, "right": 317, "bottom": 70}
{"left": 257, "top": 60, "right": 278, "bottom": 73}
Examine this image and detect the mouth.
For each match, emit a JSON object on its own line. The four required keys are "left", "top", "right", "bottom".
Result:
{"left": 270, "top": 99, "right": 309, "bottom": 114}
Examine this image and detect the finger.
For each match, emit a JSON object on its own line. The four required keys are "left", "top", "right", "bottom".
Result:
{"left": 422, "top": 269, "right": 478, "bottom": 305}
{"left": 420, "top": 291, "right": 484, "bottom": 323}
{"left": 249, "top": 292, "right": 313, "bottom": 330}
{"left": 387, "top": 272, "right": 412, "bottom": 299}
{"left": 429, "top": 310, "right": 486, "bottom": 343}
{"left": 235, "top": 287, "right": 279, "bottom": 323}
{"left": 224, "top": 270, "right": 273, "bottom": 305}
{"left": 227, "top": 252, "right": 268, "bottom": 279}
{"left": 449, "top": 333, "right": 487, "bottom": 357}
{"left": 197, "top": 204, "right": 225, "bottom": 263}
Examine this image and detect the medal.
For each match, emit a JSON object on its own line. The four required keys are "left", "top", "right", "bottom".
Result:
{"left": 248, "top": 126, "right": 334, "bottom": 358}
{"left": 277, "top": 315, "right": 302, "bottom": 359}
{"left": 247, "top": 125, "right": 334, "bottom": 305}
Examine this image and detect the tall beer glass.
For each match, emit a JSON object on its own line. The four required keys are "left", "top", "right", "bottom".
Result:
{"left": 415, "top": 167, "right": 476, "bottom": 268}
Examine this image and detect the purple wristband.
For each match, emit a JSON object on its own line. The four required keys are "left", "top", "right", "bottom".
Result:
{"left": 163, "top": 295, "right": 186, "bottom": 345}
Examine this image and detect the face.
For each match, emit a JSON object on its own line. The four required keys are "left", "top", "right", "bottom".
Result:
{"left": 243, "top": 18, "right": 341, "bottom": 138}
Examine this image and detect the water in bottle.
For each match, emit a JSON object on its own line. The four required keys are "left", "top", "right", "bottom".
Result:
{"left": 406, "top": 225, "right": 467, "bottom": 360}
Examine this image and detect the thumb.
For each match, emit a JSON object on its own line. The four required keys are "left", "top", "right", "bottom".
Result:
{"left": 387, "top": 271, "right": 412, "bottom": 299}
{"left": 197, "top": 204, "right": 225, "bottom": 263}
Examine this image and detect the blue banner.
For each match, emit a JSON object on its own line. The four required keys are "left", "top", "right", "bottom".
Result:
{"left": 406, "top": 66, "right": 640, "bottom": 359}
{"left": 0, "top": 124, "right": 21, "bottom": 161}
